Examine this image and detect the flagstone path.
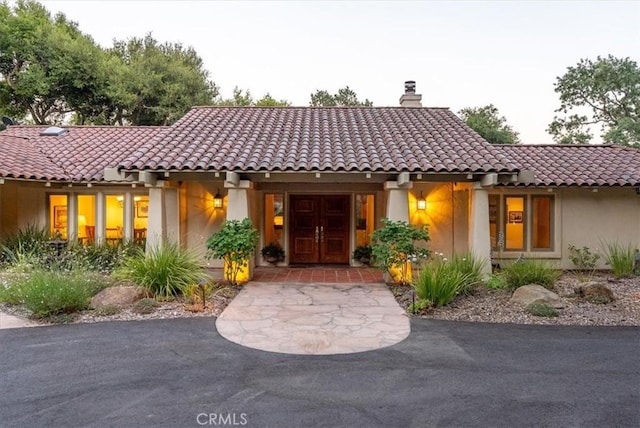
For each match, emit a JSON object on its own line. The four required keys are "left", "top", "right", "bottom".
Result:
{"left": 216, "top": 282, "right": 410, "bottom": 355}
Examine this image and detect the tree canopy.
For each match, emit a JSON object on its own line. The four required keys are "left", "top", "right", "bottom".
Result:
{"left": 0, "top": 1, "right": 218, "bottom": 126}
{"left": 217, "top": 87, "right": 290, "bottom": 107}
{"left": 310, "top": 86, "right": 373, "bottom": 106}
{"left": 458, "top": 105, "right": 520, "bottom": 145}
{"left": 547, "top": 55, "right": 640, "bottom": 147}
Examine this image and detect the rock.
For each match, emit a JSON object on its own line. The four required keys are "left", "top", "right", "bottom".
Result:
{"left": 574, "top": 282, "right": 615, "bottom": 304}
{"left": 91, "top": 286, "right": 146, "bottom": 308}
{"left": 510, "top": 284, "right": 565, "bottom": 309}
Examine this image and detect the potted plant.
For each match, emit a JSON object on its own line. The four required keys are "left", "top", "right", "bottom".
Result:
{"left": 261, "top": 242, "right": 285, "bottom": 264}
{"left": 352, "top": 244, "right": 372, "bottom": 265}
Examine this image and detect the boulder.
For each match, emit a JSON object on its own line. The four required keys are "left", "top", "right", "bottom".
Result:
{"left": 510, "top": 284, "right": 565, "bottom": 309}
{"left": 574, "top": 282, "right": 615, "bottom": 304}
{"left": 91, "top": 286, "right": 145, "bottom": 308}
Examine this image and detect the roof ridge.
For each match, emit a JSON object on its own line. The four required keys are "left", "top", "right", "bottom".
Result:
{"left": 189, "top": 105, "right": 452, "bottom": 110}
{"left": 7, "top": 125, "right": 167, "bottom": 129}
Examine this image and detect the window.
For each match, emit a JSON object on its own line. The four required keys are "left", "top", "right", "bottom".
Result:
{"left": 264, "top": 194, "right": 284, "bottom": 247}
{"left": 49, "top": 194, "right": 68, "bottom": 239}
{"left": 354, "top": 194, "right": 375, "bottom": 247}
{"left": 77, "top": 195, "right": 96, "bottom": 244}
{"left": 105, "top": 194, "right": 124, "bottom": 244}
{"left": 491, "top": 194, "right": 554, "bottom": 253}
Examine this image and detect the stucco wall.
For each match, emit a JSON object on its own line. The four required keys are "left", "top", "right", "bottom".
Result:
{"left": 181, "top": 181, "right": 226, "bottom": 267}
{"left": 410, "top": 182, "right": 470, "bottom": 257}
{"left": 0, "top": 181, "right": 46, "bottom": 239}
{"left": 559, "top": 187, "right": 640, "bottom": 269}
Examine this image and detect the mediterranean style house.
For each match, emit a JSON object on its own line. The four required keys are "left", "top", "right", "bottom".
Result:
{"left": 1, "top": 82, "right": 638, "bottom": 278}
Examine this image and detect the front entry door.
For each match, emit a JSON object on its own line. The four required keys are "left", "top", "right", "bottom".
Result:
{"left": 289, "top": 195, "right": 350, "bottom": 264}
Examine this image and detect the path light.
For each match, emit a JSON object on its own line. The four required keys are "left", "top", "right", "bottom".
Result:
{"left": 417, "top": 191, "right": 427, "bottom": 210}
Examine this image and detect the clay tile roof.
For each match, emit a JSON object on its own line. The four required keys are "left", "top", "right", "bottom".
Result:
{"left": 496, "top": 144, "right": 640, "bottom": 187}
{"left": 119, "top": 107, "right": 518, "bottom": 173}
{"left": 0, "top": 126, "right": 165, "bottom": 181}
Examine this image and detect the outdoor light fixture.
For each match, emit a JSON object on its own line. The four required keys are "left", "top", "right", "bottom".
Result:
{"left": 417, "top": 191, "right": 427, "bottom": 210}
{"left": 213, "top": 190, "right": 223, "bottom": 209}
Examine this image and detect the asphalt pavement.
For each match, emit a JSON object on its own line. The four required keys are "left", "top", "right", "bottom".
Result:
{"left": 1, "top": 318, "right": 638, "bottom": 427}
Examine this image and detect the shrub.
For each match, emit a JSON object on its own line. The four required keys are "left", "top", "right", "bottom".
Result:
{"left": 132, "top": 298, "right": 158, "bottom": 314}
{"left": 501, "top": 259, "right": 560, "bottom": 289}
{"left": 371, "top": 218, "right": 430, "bottom": 285}
{"left": 206, "top": 218, "right": 259, "bottom": 286}
{"left": 408, "top": 298, "right": 430, "bottom": 314}
{"left": 525, "top": 302, "right": 559, "bottom": 318}
{"left": 485, "top": 274, "right": 509, "bottom": 290}
{"left": 568, "top": 244, "right": 600, "bottom": 282}
{"left": 600, "top": 240, "right": 635, "bottom": 278}
{"left": 413, "top": 259, "right": 471, "bottom": 307}
{"left": 116, "top": 243, "right": 206, "bottom": 298}
{"left": 0, "top": 270, "right": 95, "bottom": 318}
{"left": 449, "top": 252, "right": 486, "bottom": 295}
{"left": 0, "top": 224, "right": 52, "bottom": 271}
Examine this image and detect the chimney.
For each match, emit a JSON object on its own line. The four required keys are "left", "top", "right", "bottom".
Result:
{"left": 399, "top": 80, "right": 422, "bottom": 107}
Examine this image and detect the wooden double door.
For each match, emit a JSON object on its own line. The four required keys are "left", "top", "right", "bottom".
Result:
{"left": 289, "top": 195, "right": 350, "bottom": 264}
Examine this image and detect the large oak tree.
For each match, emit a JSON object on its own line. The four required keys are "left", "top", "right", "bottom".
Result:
{"left": 547, "top": 55, "right": 640, "bottom": 147}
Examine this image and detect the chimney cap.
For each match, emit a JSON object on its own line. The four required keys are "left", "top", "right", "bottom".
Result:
{"left": 404, "top": 81, "right": 416, "bottom": 94}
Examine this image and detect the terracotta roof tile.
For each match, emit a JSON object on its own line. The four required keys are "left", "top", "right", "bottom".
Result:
{"left": 496, "top": 144, "right": 640, "bottom": 187}
{"left": 0, "top": 126, "right": 165, "bottom": 181}
{"left": 120, "top": 107, "right": 518, "bottom": 173}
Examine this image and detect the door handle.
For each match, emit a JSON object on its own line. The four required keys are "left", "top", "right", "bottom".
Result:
{"left": 320, "top": 226, "right": 324, "bottom": 242}
{"left": 315, "top": 226, "right": 319, "bottom": 243}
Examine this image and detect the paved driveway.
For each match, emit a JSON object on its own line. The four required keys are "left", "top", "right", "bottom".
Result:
{"left": 1, "top": 318, "right": 638, "bottom": 427}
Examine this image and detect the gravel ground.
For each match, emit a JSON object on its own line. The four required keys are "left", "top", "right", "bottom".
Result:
{"left": 390, "top": 273, "right": 640, "bottom": 326}
{"left": 2, "top": 272, "right": 638, "bottom": 327}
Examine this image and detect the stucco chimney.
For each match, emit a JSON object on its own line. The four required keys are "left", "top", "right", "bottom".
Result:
{"left": 399, "top": 80, "right": 422, "bottom": 107}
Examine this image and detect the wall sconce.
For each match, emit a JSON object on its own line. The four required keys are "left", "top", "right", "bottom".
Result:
{"left": 274, "top": 215, "right": 284, "bottom": 228}
{"left": 213, "top": 190, "right": 223, "bottom": 209}
{"left": 417, "top": 191, "right": 427, "bottom": 210}
{"left": 116, "top": 195, "right": 124, "bottom": 207}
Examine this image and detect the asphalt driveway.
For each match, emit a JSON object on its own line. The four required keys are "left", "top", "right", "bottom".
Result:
{"left": 1, "top": 318, "right": 638, "bottom": 427}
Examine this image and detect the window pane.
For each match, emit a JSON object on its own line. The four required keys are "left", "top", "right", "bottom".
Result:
{"left": 505, "top": 196, "right": 524, "bottom": 250}
{"left": 134, "top": 195, "right": 148, "bottom": 246}
{"left": 355, "top": 194, "right": 374, "bottom": 247}
{"left": 49, "top": 194, "right": 68, "bottom": 239}
{"left": 489, "top": 195, "right": 499, "bottom": 251}
{"left": 265, "top": 194, "right": 284, "bottom": 247}
{"left": 78, "top": 195, "right": 96, "bottom": 244}
{"left": 105, "top": 195, "right": 124, "bottom": 244}
{"left": 532, "top": 196, "right": 553, "bottom": 250}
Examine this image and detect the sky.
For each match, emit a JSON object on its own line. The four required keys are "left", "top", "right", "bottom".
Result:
{"left": 35, "top": 0, "right": 640, "bottom": 144}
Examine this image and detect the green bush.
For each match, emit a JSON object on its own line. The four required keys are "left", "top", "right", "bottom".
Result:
{"left": 485, "top": 274, "right": 509, "bottom": 290}
{"left": 449, "top": 252, "right": 486, "bottom": 295}
{"left": 206, "top": 218, "right": 259, "bottom": 286}
{"left": 371, "top": 218, "right": 430, "bottom": 286}
{"left": 525, "top": 302, "right": 559, "bottom": 318}
{"left": 93, "top": 304, "right": 122, "bottom": 316}
{"left": 568, "top": 244, "right": 601, "bottom": 282}
{"left": 501, "top": 259, "right": 560, "bottom": 289}
{"left": 0, "top": 270, "right": 95, "bottom": 318}
{"left": 600, "top": 240, "right": 635, "bottom": 278}
{"left": 117, "top": 243, "right": 206, "bottom": 298}
{"left": 1, "top": 224, "right": 53, "bottom": 271}
{"left": 413, "top": 259, "right": 471, "bottom": 307}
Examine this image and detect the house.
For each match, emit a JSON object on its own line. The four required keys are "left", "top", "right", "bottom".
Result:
{"left": 0, "top": 82, "right": 638, "bottom": 279}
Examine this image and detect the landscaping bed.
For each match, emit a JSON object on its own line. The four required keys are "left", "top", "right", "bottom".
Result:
{"left": 389, "top": 272, "right": 640, "bottom": 326}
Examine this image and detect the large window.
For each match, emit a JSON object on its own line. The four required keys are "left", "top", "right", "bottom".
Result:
{"left": 491, "top": 194, "right": 554, "bottom": 253}
{"left": 77, "top": 195, "right": 96, "bottom": 244}
{"left": 264, "top": 194, "right": 284, "bottom": 247}
{"left": 49, "top": 194, "right": 68, "bottom": 239}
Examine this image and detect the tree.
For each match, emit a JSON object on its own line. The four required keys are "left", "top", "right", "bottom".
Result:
{"left": 310, "top": 86, "right": 373, "bottom": 106}
{"left": 458, "top": 105, "right": 520, "bottom": 144}
{"left": 109, "top": 34, "right": 219, "bottom": 125}
{"left": 0, "top": 0, "right": 109, "bottom": 124}
{"left": 547, "top": 55, "right": 640, "bottom": 147}
{"left": 217, "top": 87, "right": 289, "bottom": 106}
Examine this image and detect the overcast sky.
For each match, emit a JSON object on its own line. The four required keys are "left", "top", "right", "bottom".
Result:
{"left": 38, "top": 0, "right": 639, "bottom": 144}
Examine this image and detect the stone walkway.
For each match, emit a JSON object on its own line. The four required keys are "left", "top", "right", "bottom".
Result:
{"left": 216, "top": 282, "right": 410, "bottom": 355}
{"left": 0, "top": 312, "right": 39, "bottom": 329}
